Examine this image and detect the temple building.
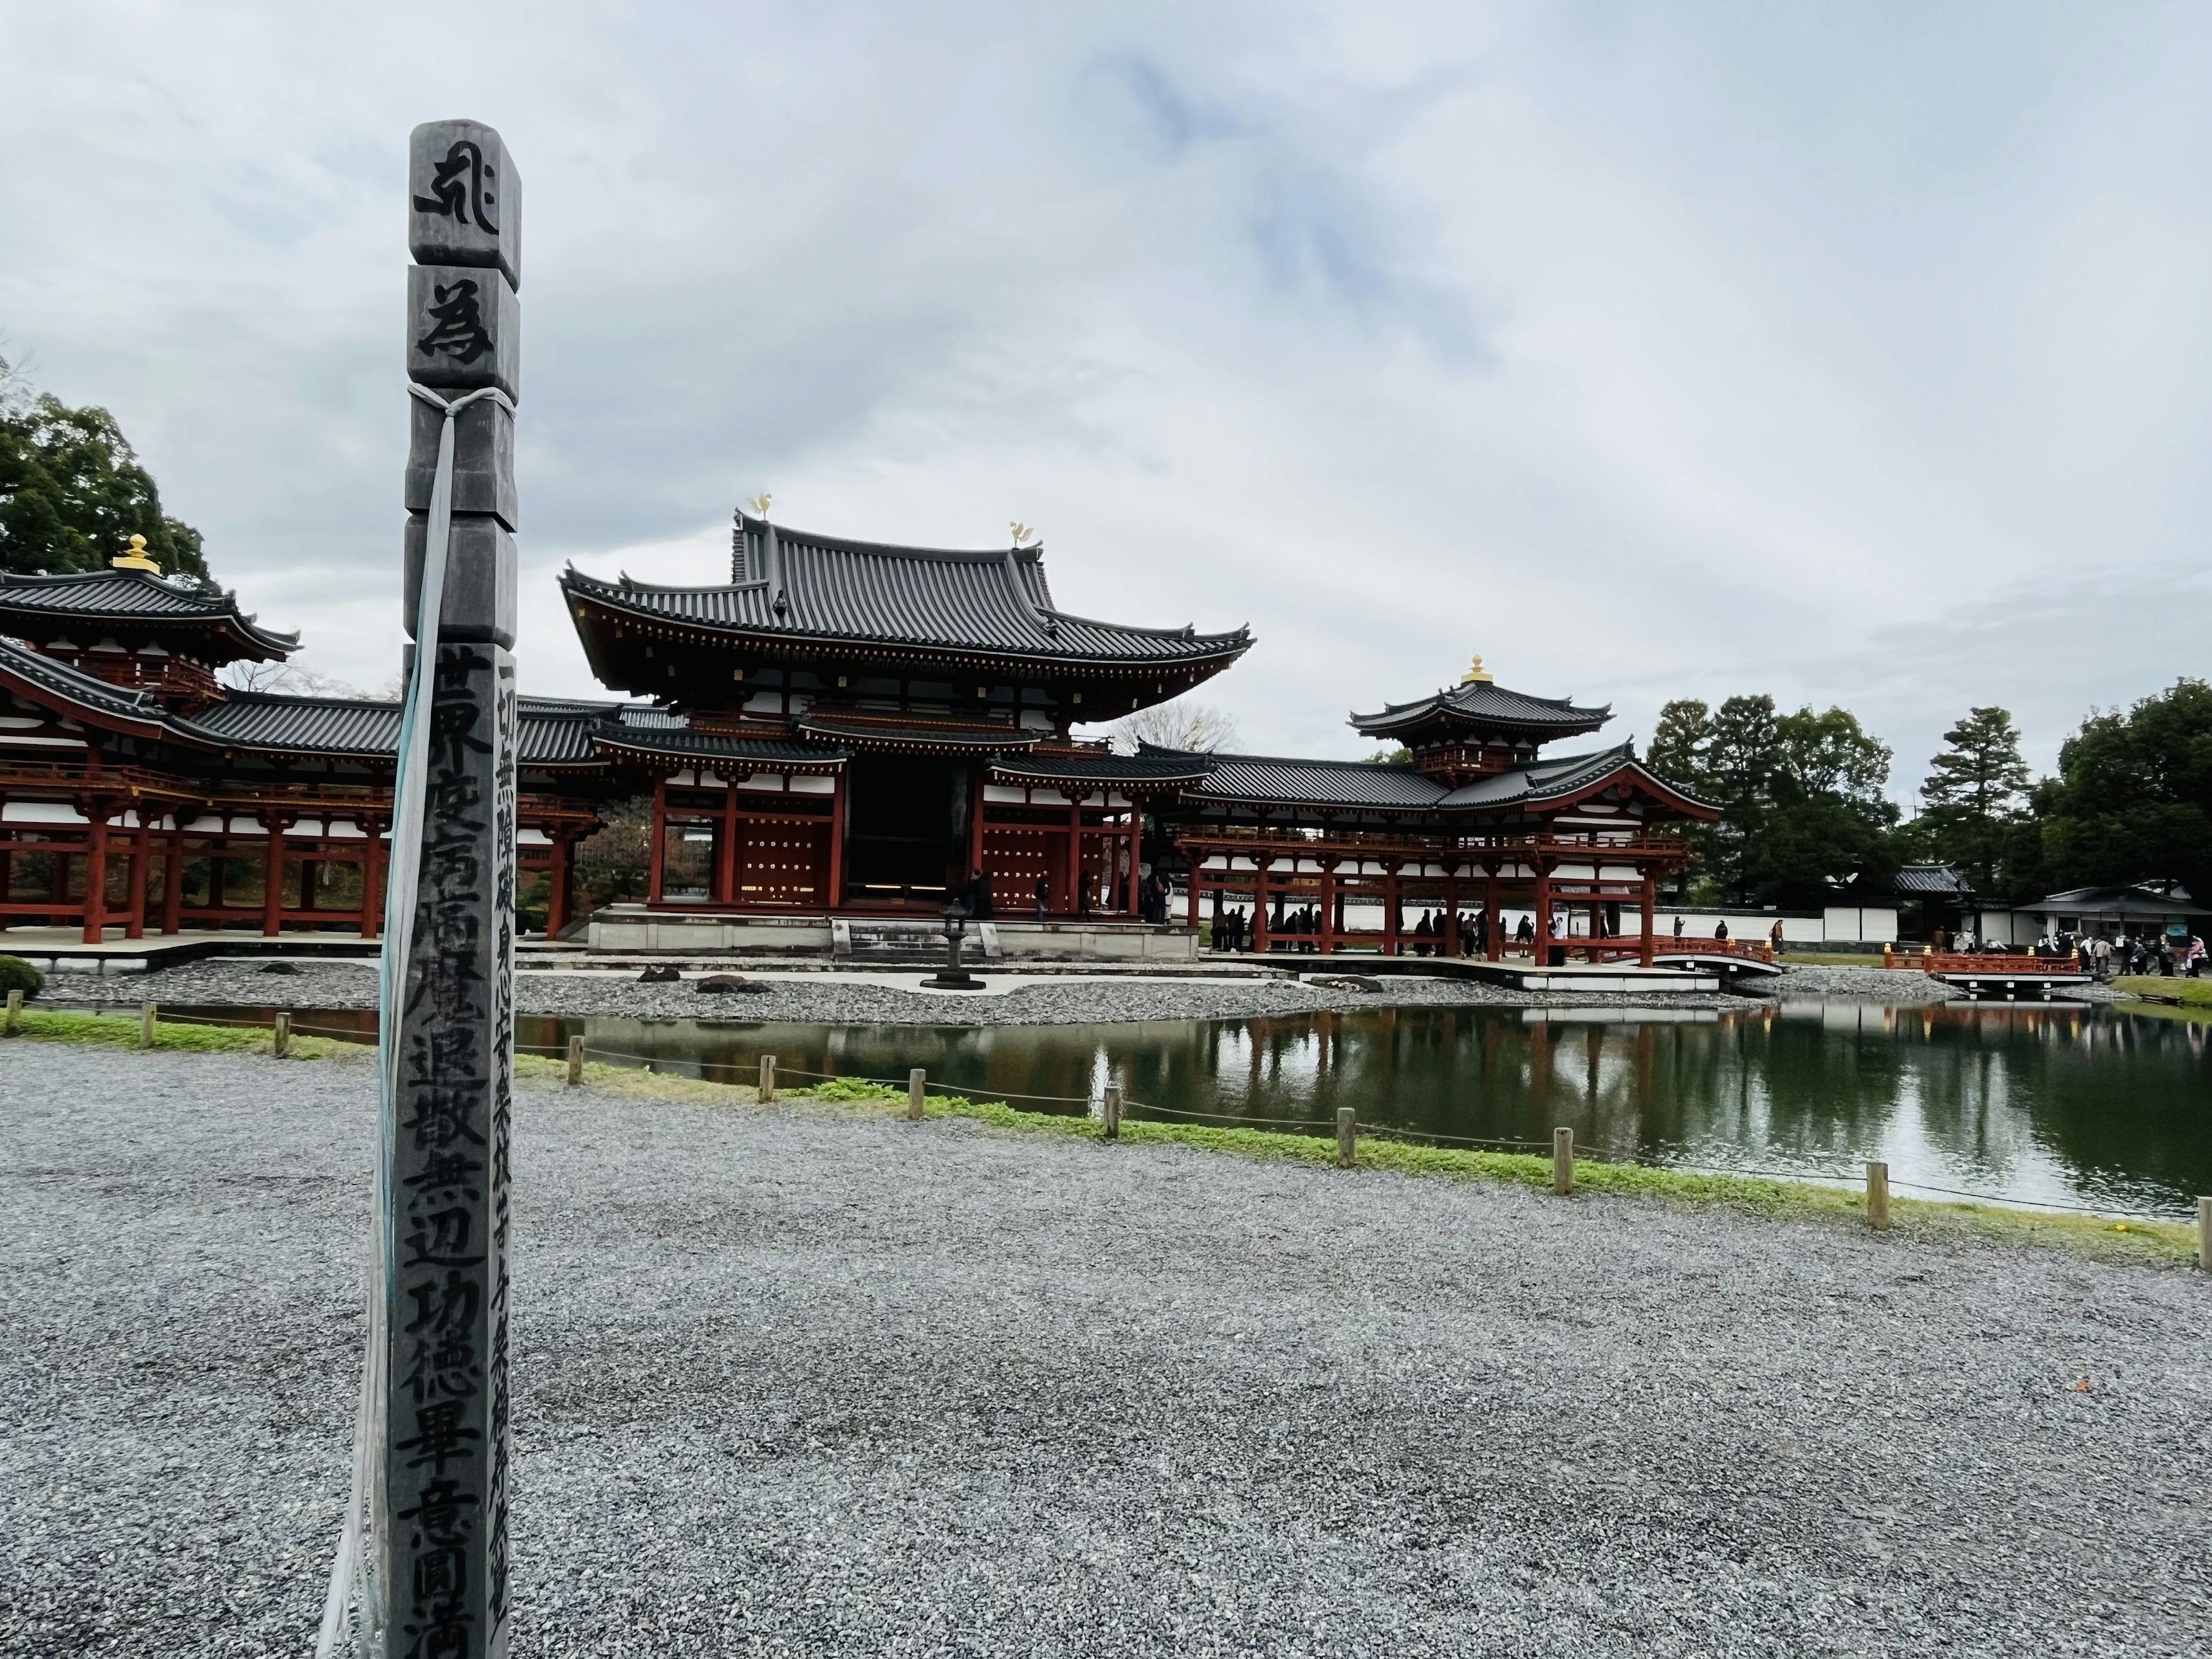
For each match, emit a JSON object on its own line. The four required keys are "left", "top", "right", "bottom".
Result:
{"left": 1, "top": 513, "right": 1714, "bottom": 957}
{"left": 1170, "top": 658, "right": 1717, "bottom": 962}
{"left": 557, "top": 509, "right": 1248, "bottom": 919}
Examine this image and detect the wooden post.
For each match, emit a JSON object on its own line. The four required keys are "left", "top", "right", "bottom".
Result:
{"left": 1866, "top": 1161, "right": 1891, "bottom": 1230}
{"left": 1484, "top": 865, "right": 1503, "bottom": 960}
{"left": 1382, "top": 861, "right": 1400, "bottom": 956}
{"left": 138, "top": 1001, "right": 156, "bottom": 1049}
{"left": 566, "top": 1034, "right": 585, "bottom": 1085}
{"left": 1638, "top": 870, "right": 1657, "bottom": 967}
{"left": 273, "top": 1010, "right": 291, "bottom": 1058}
{"left": 758, "top": 1052, "right": 777, "bottom": 1103}
{"left": 3, "top": 988, "right": 21, "bottom": 1036}
{"left": 1103, "top": 1082, "right": 1123, "bottom": 1141}
{"left": 1335, "top": 1107, "right": 1357, "bottom": 1168}
{"left": 908, "top": 1067, "right": 926, "bottom": 1120}
{"left": 546, "top": 829, "right": 575, "bottom": 937}
{"left": 1552, "top": 1126, "right": 1574, "bottom": 1195}
{"left": 2198, "top": 1196, "right": 2211, "bottom": 1272}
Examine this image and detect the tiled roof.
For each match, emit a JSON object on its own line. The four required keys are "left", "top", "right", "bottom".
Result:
{"left": 797, "top": 713, "right": 1042, "bottom": 752}
{"left": 1350, "top": 679, "right": 1609, "bottom": 738}
{"left": 1892, "top": 863, "right": 1974, "bottom": 897}
{"left": 991, "top": 749, "right": 1218, "bottom": 787}
{"left": 589, "top": 725, "right": 847, "bottom": 767}
{"left": 190, "top": 695, "right": 401, "bottom": 756}
{"left": 561, "top": 513, "right": 1251, "bottom": 668}
{"left": 0, "top": 635, "right": 169, "bottom": 725}
{"left": 0, "top": 568, "right": 299, "bottom": 657}
{"left": 1435, "top": 744, "right": 1640, "bottom": 808}
{"left": 1185, "top": 752, "right": 1449, "bottom": 811}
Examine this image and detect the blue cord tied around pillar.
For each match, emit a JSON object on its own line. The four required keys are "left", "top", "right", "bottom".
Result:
{"left": 315, "top": 380, "right": 515, "bottom": 1659}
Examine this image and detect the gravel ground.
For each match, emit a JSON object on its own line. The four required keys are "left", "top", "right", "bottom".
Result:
{"left": 31, "top": 956, "right": 1996, "bottom": 1026}
{"left": 5, "top": 1043, "right": 2208, "bottom": 1657}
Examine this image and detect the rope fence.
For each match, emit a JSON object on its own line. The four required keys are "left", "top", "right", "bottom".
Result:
{"left": 22, "top": 999, "right": 2208, "bottom": 1249}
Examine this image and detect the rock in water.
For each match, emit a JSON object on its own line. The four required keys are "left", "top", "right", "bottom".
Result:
{"left": 638, "top": 964, "right": 683, "bottom": 983}
{"left": 259, "top": 961, "right": 300, "bottom": 975}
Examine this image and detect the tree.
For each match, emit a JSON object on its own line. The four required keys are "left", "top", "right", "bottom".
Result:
{"left": 1637, "top": 692, "right": 1898, "bottom": 907}
{"left": 0, "top": 357, "right": 210, "bottom": 579}
{"left": 219, "top": 661, "right": 388, "bottom": 698}
{"left": 1912, "top": 707, "right": 2032, "bottom": 895}
{"left": 573, "top": 797, "right": 656, "bottom": 909}
{"left": 2032, "top": 679, "right": 2212, "bottom": 903}
{"left": 1109, "top": 698, "right": 1238, "bottom": 755}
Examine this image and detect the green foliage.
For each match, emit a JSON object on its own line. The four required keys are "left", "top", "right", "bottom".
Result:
{"left": 1909, "top": 707, "right": 2035, "bottom": 897}
{"left": 0, "top": 955, "right": 43, "bottom": 997}
{"left": 2033, "top": 679, "right": 2212, "bottom": 903}
{"left": 0, "top": 361, "right": 210, "bottom": 579}
{"left": 1643, "top": 694, "right": 1898, "bottom": 907}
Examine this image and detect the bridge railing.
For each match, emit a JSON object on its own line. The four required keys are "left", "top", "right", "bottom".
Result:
{"left": 1885, "top": 945, "right": 2084, "bottom": 975}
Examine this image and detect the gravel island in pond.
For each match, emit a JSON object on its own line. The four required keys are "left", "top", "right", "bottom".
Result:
{"left": 3, "top": 1043, "right": 2206, "bottom": 1657}
{"left": 39, "top": 956, "right": 1998, "bottom": 1027}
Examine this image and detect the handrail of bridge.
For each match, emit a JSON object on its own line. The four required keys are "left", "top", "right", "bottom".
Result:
{"left": 1887, "top": 945, "right": 2084, "bottom": 975}
{"left": 1179, "top": 830, "right": 1693, "bottom": 861}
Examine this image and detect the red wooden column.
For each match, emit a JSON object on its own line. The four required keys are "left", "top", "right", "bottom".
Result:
{"left": 715, "top": 779, "right": 740, "bottom": 906}
{"left": 1185, "top": 847, "right": 1202, "bottom": 928}
{"left": 1066, "top": 797, "right": 1085, "bottom": 914}
{"left": 1442, "top": 851, "right": 1461, "bottom": 957}
{"left": 1318, "top": 859, "right": 1338, "bottom": 955}
{"left": 361, "top": 818, "right": 386, "bottom": 941}
{"left": 1252, "top": 857, "right": 1272, "bottom": 954}
{"left": 965, "top": 770, "right": 987, "bottom": 891}
{"left": 826, "top": 771, "right": 847, "bottom": 909}
{"left": 1484, "top": 865, "right": 1503, "bottom": 960}
{"left": 160, "top": 827, "right": 187, "bottom": 934}
{"left": 647, "top": 778, "right": 669, "bottom": 905}
{"left": 260, "top": 816, "right": 292, "bottom": 937}
{"left": 123, "top": 820, "right": 149, "bottom": 940}
{"left": 546, "top": 828, "right": 576, "bottom": 937}
{"left": 1639, "top": 870, "right": 1657, "bottom": 967}
{"left": 1382, "top": 860, "right": 1401, "bottom": 956}
{"left": 1533, "top": 861, "right": 1553, "bottom": 964}
{"left": 79, "top": 801, "right": 111, "bottom": 944}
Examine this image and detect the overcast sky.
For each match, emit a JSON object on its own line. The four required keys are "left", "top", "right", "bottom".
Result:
{"left": 5, "top": 2, "right": 2208, "bottom": 795}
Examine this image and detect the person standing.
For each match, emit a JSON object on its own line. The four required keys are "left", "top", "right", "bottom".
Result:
{"left": 1714, "top": 919, "right": 1729, "bottom": 942}
{"left": 1034, "top": 872, "right": 1049, "bottom": 921}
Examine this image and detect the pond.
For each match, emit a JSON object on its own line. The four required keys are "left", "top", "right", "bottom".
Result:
{"left": 145, "top": 998, "right": 2212, "bottom": 1218}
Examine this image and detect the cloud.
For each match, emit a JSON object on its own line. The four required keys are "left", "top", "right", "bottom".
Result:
{"left": 2, "top": 0, "right": 2209, "bottom": 799}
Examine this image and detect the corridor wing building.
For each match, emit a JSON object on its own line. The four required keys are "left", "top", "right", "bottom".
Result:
{"left": 0, "top": 516, "right": 1713, "bottom": 959}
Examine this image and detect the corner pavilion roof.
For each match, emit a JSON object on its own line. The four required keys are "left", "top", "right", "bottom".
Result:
{"left": 1350, "top": 677, "right": 1610, "bottom": 741}
{"left": 0, "top": 635, "right": 626, "bottom": 768}
{"left": 0, "top": 567, "right": 300, "bottom": 662}
{"left": 560, "top": 512, "right": 1251, "bottom": 673}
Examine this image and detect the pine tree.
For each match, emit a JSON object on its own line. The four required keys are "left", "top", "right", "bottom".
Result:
{"left": 1916, "top": 707, "right": 2031, "bottom": 894}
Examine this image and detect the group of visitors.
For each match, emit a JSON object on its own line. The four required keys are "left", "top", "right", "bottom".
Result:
{"left": 2074, "top": 930, "right": 2205, "bottom": 979}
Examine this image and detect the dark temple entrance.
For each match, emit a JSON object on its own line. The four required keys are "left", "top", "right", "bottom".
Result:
{"left": 843, "top": 752, "right": 965, "bottom": 904}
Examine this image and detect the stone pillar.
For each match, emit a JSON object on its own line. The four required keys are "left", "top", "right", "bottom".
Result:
{"left": 379, "top": 116, "right": 521, "bottom": 1659}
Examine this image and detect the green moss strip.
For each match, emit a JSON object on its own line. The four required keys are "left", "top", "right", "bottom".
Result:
{"left": 6, "top": 1013, "right": 2196, "bottom": 1268}
{"left": 6, "top": 1007, "right": 357, "bottom": 1060}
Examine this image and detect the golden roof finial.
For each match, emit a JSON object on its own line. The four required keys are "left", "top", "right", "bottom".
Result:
{"left": 111, "top": 532, "right": 162, "bottom": 574}
{"left": 1009, "top": 521, "right": 1036, "bottom": 548}
{"left": 745, "top": 492, "right": 772, "bottom": 520}
{"left": 1459, "top": 653, "right": 1493, "bottom": 684}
